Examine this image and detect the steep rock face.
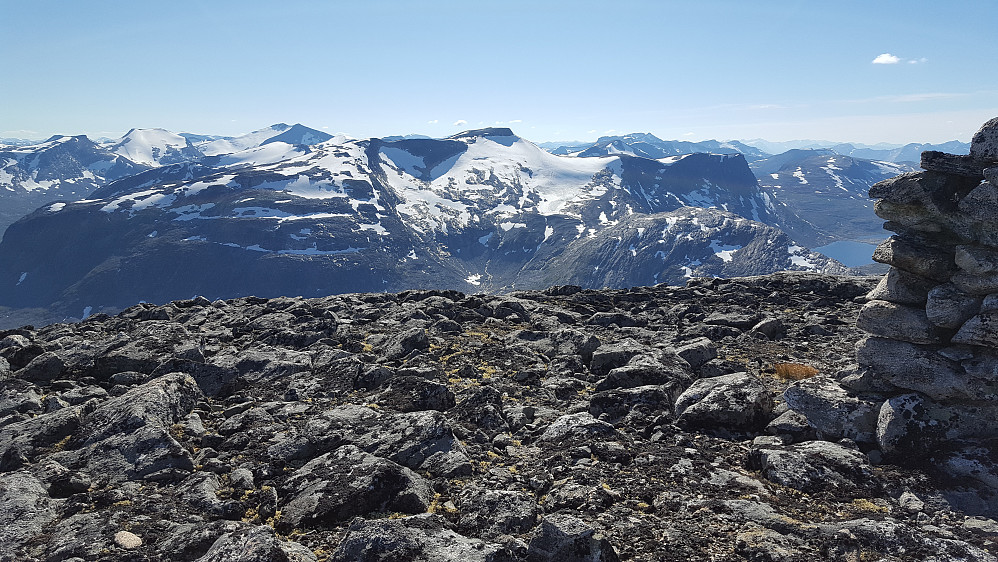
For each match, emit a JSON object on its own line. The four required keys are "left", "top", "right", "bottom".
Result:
{"left": 0, "top": 129, "right": 839, "bottom": 321}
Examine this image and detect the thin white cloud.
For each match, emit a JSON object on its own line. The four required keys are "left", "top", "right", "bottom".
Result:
{"left": 453, "top": 119, "right": 467, "bottom": 126}
{"left": 509, "top": 119, "right": 522, "bottom": 124}
{"left": 909, "top": 57, "right": 929, "bottom": 65}
{"left": 872, "top": 53, "right": 901, "bottom": 64}
{"left": 427, "top": 119, "right": 438, "bottom": 124}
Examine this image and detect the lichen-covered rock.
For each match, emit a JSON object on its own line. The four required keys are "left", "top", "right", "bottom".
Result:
{"left": 330, "top": 514, "right": 515, "bottom": 562}
{"left": 856, "top": 337, "right": 976, "bottom": 401}
{"left": 872, "top": 236, "right": 957, "bottom": 282}
{"left": 926, "top": 283, "right": 983, "bottom": 329}
{"left": 865, "top": 266, "right": 937, "bottom": 305}
{"left": 0, "top": 471, "right": 57, "bottom": 561}
{"left": 783, "top": 374, "right": 880, "bottom": 443}
{"left": 747, "top": 440, "right": 878, "bottom": 496}
{"left": 952, "top": 312, "right": 998, "bottom": 348}
{"left": 856, "top": 299, "right": 948, "bottom": 344}
{"left": 526, "top": 513, "right": 620, "bottom": 562}
{"left": 195, "top": 524, "right": 316, "bottom": 562}
{"left": 458, "top": 487, "right": 540, "bottom": 538}
{"left": 278, "top": 445, "right": 433, "bottom": 530}
{"left": 674, "top": 337, "right": 717, "bottom": 370}
{"left": 971, "top": 116, "right": 998, "bottom": 160}
{"left": 537, "top": 412, "right": 618, "bottom": 443}
{"left": 675, "top": 372, "right": 773, "bottom": 430}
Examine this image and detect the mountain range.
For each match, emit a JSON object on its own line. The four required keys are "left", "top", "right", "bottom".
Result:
{"left": 0, "top": 123, "right": 963, "bottom": 326}
{"left": 0, "top": 125, "right": 851, "bottom": 325}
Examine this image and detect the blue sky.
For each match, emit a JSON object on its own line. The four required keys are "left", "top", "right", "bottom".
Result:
{"left": 2, "top": 0, "right": 996, "bottom": 144}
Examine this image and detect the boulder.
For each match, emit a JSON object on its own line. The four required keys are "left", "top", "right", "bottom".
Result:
{"left": 83, "top": 372, "right": 201, "bottom": 443}
{"left": 0, "top": 471, "right": 57, "bottom": 561}
{"left": 952, "top": 312, "right": 998, "bottom": 348}
{"left": 458, "top": 487, "right": 541, "bottom": 538}
{"left": 594, "top": 358, "right": 689, "bottom": 392}
{"left": 674, "top": 372, "right": 773, "bottom": 430}
{"left": 926, "top": 283, "right": 982, "bottom": 329}
{"left": 747, "top": 440, "right": 878, "bottom": 495}
{"left": 537, "top": 412, "right": 618, "bottom": 443}
{"left": 971, "top": 116, "right": 998, "bottom": 160}
{"left": 330, "top": 514, "right": 515, "bottom": 562}
{"left": 278, "top": 445, "right": 432, "bottom": 530}
{"left": 856, "top": 338, "right": 977, "bottom": 401}
{"left": 589, "top": 385, "right": 675, "bottom": 422}
{"left": 875, "top": 389, "right": 998, "bottom": 456}
{"left": 865, "top": 267, "right": 937, "bottom": 306}
{"left": 856, "top": 300, "right": 948, "bottom": 345}
{"left": 872, "top": 236, "right": 956, "bottom": 282}
{"left": 375, "top": 376, "right": 455, "bottom": 412}
{"left": 783, "top": 375, "right": 880, "bottom": 443}
{"left": 674, "top": 337, "right": 717, "bottom": 370}
{"left": 526, "top": 513, "right": 619, "bottom": 562}
{"left": 195, "top": 524, "right": 316, "bottom": 562}
{"left": 589, "top": 340, "right": 646, "bottom": 377}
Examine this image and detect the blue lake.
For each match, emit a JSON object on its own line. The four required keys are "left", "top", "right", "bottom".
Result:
{"left": 813, "top": 240, "right": 882, "bottom": 267}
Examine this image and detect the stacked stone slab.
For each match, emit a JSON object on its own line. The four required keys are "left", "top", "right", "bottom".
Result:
{"left": 848, "top": 117, "right": 998, "bottom": 460}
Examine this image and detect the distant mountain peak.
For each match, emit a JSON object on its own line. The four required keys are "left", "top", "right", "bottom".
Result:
{"left": 260, "top": 123, "right": 332, "bottom": 147}
{"left": 448, "top": 127, "right": 517, "bottom": 140}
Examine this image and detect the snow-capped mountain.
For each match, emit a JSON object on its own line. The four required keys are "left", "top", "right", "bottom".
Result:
{"left": 107, "top": 128, "right": 204, "bottom": 167}
{"left": 751, "top": 150, "right": 917, "bottom": 247}
{"left": 548, "top": 133, "right": 769, "bottom": 162}
{"left": 0, "top": 128, "right": 841, "bottom": 318}
{"left": 0, "top": 135, "right": 147, "bottom": 236}
{"left": 196, "top": 123, "right": 332, "bottom": 156}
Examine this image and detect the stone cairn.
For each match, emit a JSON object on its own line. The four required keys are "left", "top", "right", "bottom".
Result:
{"left": 849, "top": 117, "right": 998, "bottom": 465}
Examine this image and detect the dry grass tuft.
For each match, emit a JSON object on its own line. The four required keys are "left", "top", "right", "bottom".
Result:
{"left": 772, "top": 362, "right": 819, "bottom": 381}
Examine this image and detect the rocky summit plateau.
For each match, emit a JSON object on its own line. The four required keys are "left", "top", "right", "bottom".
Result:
{"left": 0, "top": 270, "right": 997, "bottom": 561}
{"left": 1, "top": 118, "right": 998, "bottom": 562}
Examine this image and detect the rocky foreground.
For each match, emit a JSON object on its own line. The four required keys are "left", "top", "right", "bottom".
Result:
{"left": 2, "top": 273, "right": 997, "bottom": 561}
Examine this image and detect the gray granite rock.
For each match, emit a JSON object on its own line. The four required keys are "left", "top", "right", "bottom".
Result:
{"left": 675, "top": 372, "right": 774, "bottom": 430}
{"left": 856, "top": 337, "right": 976, "bottom": 400}
{"left": 872, "top": 236, "right": 956, "bottom": 282}
{"left": 876, "top": 394, "right": 998, "bottom": 457}
{"left": 956, "top": 244, "right": 998, "bottom": 276}
{"left": 970, "top": 116, "right": 998, "bottom": 160}
{"left": 783, "top": 375, "right": 880, "bottom": 443}
{"left": 527, "top": 513, "right": 620, "bottom": 562}
{"left": 0, "top": 471, "right": 57, "bottom": 561}
{"left": 856, "top": 300, "right": 948, "bottom": 345}
{"left": 196, "top": 524, "right": 316, "bottom": 562}
{"left": 952, "top": 312, "right": 998, "bottom": 348}
{"left": 748, "top": 440, "right": 877, "bottom": 495}
{"left": 865, "top": 267, "right": 937, "bottom": 305}
{"left": 331, "top": 514, "right": 514, "bottom": 562}
{"left": 278, "top": 444, "right": 433, "bottom": 530}
{"left": 926, "top": 283, "right": 982, "bottom": 329}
